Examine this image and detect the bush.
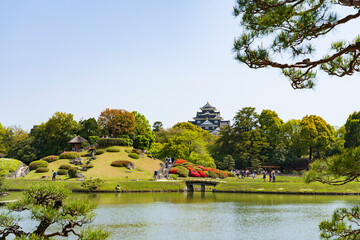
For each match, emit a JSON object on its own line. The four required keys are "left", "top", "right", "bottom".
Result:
{"left": 198, "top": 170, "right": 207, "bottom": 178}
{"left": 147, "top": 154, "right": 153, "bottom": 158}
{"left": 128, "top": 153, "right": 139, "bottom": 159}
{"left": 57, "top": 169, "right": 68, "bottom": 175}
{"left": 106, "top": 146, "right": 121, "bottom": 152}
{"left": 219, "top": 171, "right": 227, "bottom": 179}
{"left": 35, "top": 167, "right": 49, "bottom": 173}
{"left": 59, "top": 164, "right": 72, "bottom": 170}
{"left": 60, "top": 151, "right": 80, "bottom": 159}
{"left": 226, "top": 171, "right": 236, "bottom": 177}
{"left": 131, "top": 149, "right": 141, "bottom": 154}
{"left": 125, "top": 149, "right": 131, "bottom": 153}
{"left": 86, "top": 164, "right": 94, "bottom": 168}
{"left": 95, "top": 149, "right": 105, "bottom": 155}
{"left": 206, "top": 170, "right": 218, "bottom": 178}
{"left": 29, "top": 160, "right": 49, "bottom": 171}
{"left": 89, "top": 136, "right": 100, "bottom": 145}
{"left": 81, "top": 142, "right": 90, "bottom": 148}
{"left": 41, "top": 155, "right": 60, "bottom": 163}
{"left": 190, "top": 171, "right": 201, "bottom": 177}
{"left": 170, "top": 174, "right": 178, "bottom": 179}
{"left": 177, "top": 167, "right": 189, "bottom": 177}
{"left": 97, "top": 138, "right": 133, "bottom": 148}
{"left": 68, "top": 168, "right": 78, "bottom": 178}
{"left": 111, "top": 160, "right": 133, "bottom": 167}
{"left": 81, "top": 178, "right": 104, "bottom": 191}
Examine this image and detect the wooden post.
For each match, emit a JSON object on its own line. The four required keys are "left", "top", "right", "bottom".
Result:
{"left": 201, "top": 185, "right": 205, "bottom": 192}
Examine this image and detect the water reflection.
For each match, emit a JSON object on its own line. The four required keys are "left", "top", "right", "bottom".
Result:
{"left": 2, "top": 192, "right": 360, "bottom": 240}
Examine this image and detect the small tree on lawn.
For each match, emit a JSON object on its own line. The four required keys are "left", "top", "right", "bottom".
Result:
{"left": 0, "top": 184, "right": 109, "bottom": 240}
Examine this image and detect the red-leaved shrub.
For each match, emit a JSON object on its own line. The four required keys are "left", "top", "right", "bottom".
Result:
{"left": 197, "top": 170, "right": 207, "bottom": 178}
{"left": 190, "top": 171, "right": 201, "bottom": 177}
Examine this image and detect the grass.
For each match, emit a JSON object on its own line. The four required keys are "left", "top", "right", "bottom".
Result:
{"left": 24, "top": 146, "right": 162, "bottom": 181}
{"left": 215, "top": 176, "right": 360, "bottom": 194}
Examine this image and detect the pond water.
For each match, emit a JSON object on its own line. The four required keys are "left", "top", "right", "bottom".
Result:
{"left": 2, "top": 192, "right": 360, "bottom": 240}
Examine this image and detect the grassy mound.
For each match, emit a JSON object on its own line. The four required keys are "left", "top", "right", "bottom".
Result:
{"left": 23, "top": 147, "right": 162, "bottom": 180}
{"left": 0, "top": 158, "right": 22, "bottom": 175}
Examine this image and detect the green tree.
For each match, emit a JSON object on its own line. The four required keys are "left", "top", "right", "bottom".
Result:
{"left": 98, "top": 108, "right": 135, "bottom": 137}
{"left": 152, "top": 121, "right": 164, "bottom": 132}
{"left": 0, "top": 123, "right": 6, "bottom": 155}
{"left": 344, "top": 111, "right": 360, "bottom": 148}
{"left": 132, "top": 111, "right": 155, "bottom": 149}
{"left": 0, "top": 184, "right": 109, "bottom": 239}
{"left": 6, "top": 137, "right": 37, "bottom": 164}
{"left": 79, "top": 118, "right": 100, "bottom": 139}
{"left": 233, "top": 0, "right": 360, "bottom": 89}
{"left": 300, "top": 115, "right": 334, "bottom": 161}
{"left": 217, "top": 155, "right": 235, "bottom": 171}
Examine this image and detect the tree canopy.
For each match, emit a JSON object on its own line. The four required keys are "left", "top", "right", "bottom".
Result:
{"left": 233, "top": 0, "right": 360, "bottom": 89}
{"left": 97, "top": 108, "right": 135, "bottom": 137}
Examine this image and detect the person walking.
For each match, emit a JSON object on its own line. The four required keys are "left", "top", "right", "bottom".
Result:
{"left": 154, "top": 169, "right": 158, "bottom": 181}
{"left": 272, "top": 170, "right": 276, "bottom": 182}
{"left": 269, "top": 171, "right": 272, "bottom": 182}
{"left": 262, "top": 171, "right": 266, "bottom": 182}
{"left": 52, "top": 170, "right": 57, "bottom": 181}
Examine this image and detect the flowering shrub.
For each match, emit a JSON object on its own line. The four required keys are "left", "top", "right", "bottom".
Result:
{"left": 226, "top": 171, "right": 236, "bottom": 177}
{"left": 186, "top": 166, "right": 196, "bottom": 171}
{"left": 197, "top": 170, "right": 207, "bottom": 178}
{"left": 41, "top": 155, "right": 60, "bottom": 163}
{"left": 111, "top": 160, "right": 133, "bottom": 167}
{"left": 219, "top": 171, "right": 228, "bottom": 179}
{"left": 60, "top": 151, "right": 80, "bottom": 159}
{"left": 196, "top": 166, "right": 205, "bottom": 170}
{"left": 190, "top": 171, "right": 201, "bottom": 177}
{"left": 29, "top": 160, "right": 49, "bottom": 171}
{"left": 170, "top": 168, "right": 179, "bottom": 174}
{"left": 206, "top": 170, "right": 219, "bottom": 178}
{"left": 174, "top": 159, "right": 187, "bottom": 164}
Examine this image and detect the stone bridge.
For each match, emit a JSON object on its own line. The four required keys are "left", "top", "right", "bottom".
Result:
{"left": 185, "top": 180, "right": 220, "bottom": 192}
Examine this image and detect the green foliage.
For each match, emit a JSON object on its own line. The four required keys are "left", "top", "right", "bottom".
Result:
{"left": 0, "top": 158, "right": 22, "bottom": 175}
{"left": 79, "top": 227, "right": 110, "bottom": 240}
{"left": 206, "top": 170, "right": 218, "bottom": 178}
{"left": 59, "top": 164, "right": 72, "bottom": 170}
{"left": 59, "top": 151, "right": 80, "bottom": 159}
{"left": 106, "top": 146, "right": 121, "bottom": 152}
{"left": 300, "top": 115, "right": 334, "bottom": 161}
{"left": 110, "top": 160, "right": 133, "bottom": 167}
{"left": 35, "top": 167, "right": 49, "bottom": 173}
{"left": 124, "top": 149, "right": 131, "bottom": 153}
{"left": 81, "top": 178, "right": 104, "bottom": 191}
{"left": 0, "top": 184, "right": 108, "bottom": 239}
{"left": 41, "top": 155, "right": 60, "bottom": 163}
{"left": 97, "top": 138, "right": 133, "bottom": 148}
{"left": 152, "top": 121, "right": 163, "bottom": 132}
{"left": 6, "top": 136, "right": 37, "bottom": 164}
{"left": 128, "top": 153, "right": 139, "bottom": 159}
{"left": 68, "top": 168, "right": 78, "bottom": 178}
{"left": 134, "top": 134, "right": 154, "bottom": 150}
{"left": 29, "top": 160, "right": 48, "bottom": 171}
{"left": 217, "top": 155, "right": 235, "bottom": 170}
{"left": 132, "top": 111, "right": 155, "bottom": 149}
{"left": 57, "top": 169, "right": 67, "bottom": 175}
{"left": 89, "top": 136, "right": 100, "bottom": 146}
{"left": 79, "top": 118, "right": 100, "bottom": 139}
{"left": 218, "top": 171, "right": 227, "bottom": 179}
{"left": 233, "top": 0, "right": 360, "bottom": 89}
{"left": 95, "top": 149, "right": 105, "bottom": 155}
{"left": 176, "top": 167, "right": 189, "bottom": 177}
{"left": 344, "top": 111, "right": 360, "bottom": 149}
{"left": 226, "top": 171, "right": 236, "bottom": 177}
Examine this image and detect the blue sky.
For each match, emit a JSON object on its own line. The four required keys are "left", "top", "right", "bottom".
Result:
{"left": 1, "top": 0, "right": 360, "bottom": 131}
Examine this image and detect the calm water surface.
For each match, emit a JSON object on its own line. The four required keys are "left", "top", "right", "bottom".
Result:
{"left": 2, "top": 192, "right": 360, "bottom": 240}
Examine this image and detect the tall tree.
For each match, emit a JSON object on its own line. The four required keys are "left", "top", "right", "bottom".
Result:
{"left": 233, "top": 0, "right": 360, "bottom": 89}
{"left": 131, "top": 111, "right": 155, "bottom": 149}
{"left": 344, "top": 111, "right": 360, "bottom": 148}
{"left": 97, "top": 108, "right": 135, "bottom": 137}
{"left": 300, "top": 115, "right": 334, "bottom": 161}
{"left": 152, "top": 121, "right": 164, "bottom": 132}
{"left": 0, "top": 123, "right": 6, "bottom": 155}
{"left": 78, "top": 118, "right": 100, "bottom": 139}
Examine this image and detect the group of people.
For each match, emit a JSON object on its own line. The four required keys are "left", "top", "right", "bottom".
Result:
{"left": 233, "top": 169, "right": 280, "bottom": 183}
{"left": 154, "top": 157, "right": 175, "bottom": 181}
{"left": 262, "top": 170, "right": 280, "bottom": 182}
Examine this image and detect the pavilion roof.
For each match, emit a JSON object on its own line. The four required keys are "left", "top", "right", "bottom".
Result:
{"left": 68, "top": 135, "right": 88, "bottom": 144}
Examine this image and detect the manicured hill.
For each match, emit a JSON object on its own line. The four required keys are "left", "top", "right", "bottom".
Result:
{"left": 0, "top": 158, "right": 22, "bottom": 175}
{"left": 24, "top": 147, "right": 163, "bottom": 180}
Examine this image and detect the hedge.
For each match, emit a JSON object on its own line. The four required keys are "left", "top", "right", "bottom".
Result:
{"left": 97, "top": 138, "right": 133, "bottom": 148}
{"left": 111, "top": 160, "right": 133, "bottom": 168}
{"left": 29, "top": 160, "right": 49, "bottom": 171}
{"left": 35, "top": 167, "right": 49, "bottom": 173}
{"left": 95, "top": 149, "right": 105, "bottom": 155}
{"left": 41, "top": 155, "right": 60, "bottom": 163}
{"left": 128, "top": 153, "right": 139, "bottom": 159}
{"left": 57, "top": 169, "right": 68, "bottom": 175}
{"left": 60, "top": 151, "right": 80, "bottom": 159}
{"left": 59, "top": 164, "right": 72, "bottom": 170}
{"left": 89, "top": 136, "right": 100, "bottom": 145}
{"left": 106, "top": 146, "right": 121, "bottom": 152}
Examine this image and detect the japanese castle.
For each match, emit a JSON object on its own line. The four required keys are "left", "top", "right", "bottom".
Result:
{"left": 189, "top": 102, "right": 230, "bottom": 135}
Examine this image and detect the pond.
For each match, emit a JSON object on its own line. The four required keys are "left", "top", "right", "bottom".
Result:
{"left": 2, "top": 192, "right": 360, "bottom": 240}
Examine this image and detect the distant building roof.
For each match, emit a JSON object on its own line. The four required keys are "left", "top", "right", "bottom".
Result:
{"left": 68, "top": 135, "right": 88, "bottom": 144}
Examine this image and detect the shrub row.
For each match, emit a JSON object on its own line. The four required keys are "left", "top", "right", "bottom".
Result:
{"left": 60, "top": 151, "right": 80, "bottom": 159}
{"left": 111, "top": 160, "right": 133, "bottom": 167}
{"left": 97, "top": 138, "right": 133, "bottom": 148}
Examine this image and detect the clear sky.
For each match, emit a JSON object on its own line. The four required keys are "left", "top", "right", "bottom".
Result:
{"left": 1, "top": 0, "right": 360, "bottom": 131}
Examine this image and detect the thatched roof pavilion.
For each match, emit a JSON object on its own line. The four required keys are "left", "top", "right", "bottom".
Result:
{"left": 68, "top": 135, "right": 88, "bottom": 151}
